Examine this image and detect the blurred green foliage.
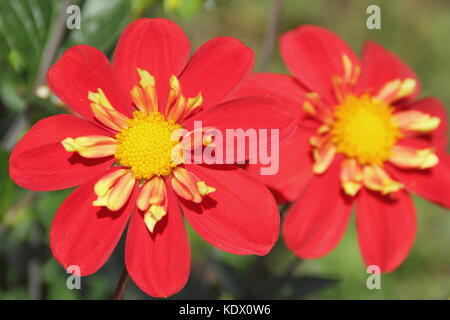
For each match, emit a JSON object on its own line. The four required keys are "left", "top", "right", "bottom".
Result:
{"left": 0, "top": 0, "right": 449, "bottom": 300}
{"left": 63, "top": 0, "right": 132, "bottom": 52}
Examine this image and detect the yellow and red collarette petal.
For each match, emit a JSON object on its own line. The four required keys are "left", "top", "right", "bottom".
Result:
{"left": 61, "top": 135, "right": 116, "bottom": 158}
{"left": 171, "top": 167, "right": 201, "bottom": 203}
{"left": 303, "top": 101, "right": 317, "bottom": 115}
{"left": 309, "top": 135, "right": 326, "bottom": 148}
{"left": 93, "top": 169, "right": 135, "bottom": 211}
{"left": 180, "top": 126, "right": 216, "bottom": 152}
{"left": 171, "top": 167, "right": 215, "bottom": 203}
{"left": 341, "top": 54, "right": 360, "bottom": 85}
{"left": 342, "top": 54, "right": 353, "bottom": 82}
{"left": 302, "top": 92, "right": 333, "bottom": 124}
{"left": 166, "top": 75, "right": 203, "bottom": 123}
{"left": 136, "top": 176, "right": 166, "bottom": 211}
{"left": 197, "top": 181, "right": 216, "bottom": 196}
{"left": 94, "top": 168, "right": 128, "bottom": 196}
{"left": 362, "top": 165, "right": 403, "bottom": 195}
{"left": 317, "top": 125, "right": 330, "bottom": 134}
{"left": 332, "top": 54, "right": 361, "bottom": 104}
{"left": 130, "top": 68, "right": 158, "bottom": 114}
{"left": 393, "top": 110, "right": 441, "bottom": 133}
{"left": 389, "top": 145, "right": 438, "bottom": 170}
{"left": 311, "top": 136, "right": 336, "bottom": 174}
{"left": 340, "top": 158, "right": 363, "bottom": 196}
{"left": 186, "top": 93, "right": 203, "bottom": 116}
{"left": 375, "top": 78, "right": 417, "bottom": 104}
{"left": 166, "top": 76, "right": 186, "bottom": 121}
{"left": 89, "top": 89, "right": 129, "bottom": 131}
{"left": 136, "top": 176, "right": 168, "bottom": 233}
{"left": 332, "top": 76, "right": 346, "bottom": 105}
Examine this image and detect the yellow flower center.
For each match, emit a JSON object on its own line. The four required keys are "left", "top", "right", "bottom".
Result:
{"left": 115, "top": 111, "right": 182, "bottom": 179}
{"left": 331, "top": 94, "right": 402, "bottom": 165}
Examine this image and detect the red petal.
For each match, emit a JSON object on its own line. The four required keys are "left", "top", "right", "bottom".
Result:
{"left": 179, "top": 37, "right": 254, "bottom": 110}
{"left": 231, "top": 73, "right": 308, "bottom": 118}
{"left": 244, "top": 128, "right": 314, "bottom": 204}
{"left": 9, "top": 115, "right": 114, "bottom": 191}
{"left": 356, "top": 189, "right": 416, "bottom": 272}
{"left": 182, "top": 96, "right": 296, "bottom": 163}
{"left": 125, "top": 180, "right": 190, "bottom": 298}
{"left": 47, "top": 45, "right": 132, "bottom": 122}
{"left": 399, "top": 97, "right": 448, "bottom": 150}
{"left": 50, "top": 168, "right": 136, "bottom": 276}
{"left": 180, "top": 165, "right": 279, "bottom": 256}
{"left": 386, "top": 151, "right": 450, "bottom": 209}
{"left": 283, "top": 160, "right": 353, "bottom": 259}
{"left": 113, "top": 18, "right": 190, "bottom": 110}
{"left": 356, "top": 41, "right": 420, "bottom": 100}
{"left": 280, "top": 25, "right": 359, "bottom": 104}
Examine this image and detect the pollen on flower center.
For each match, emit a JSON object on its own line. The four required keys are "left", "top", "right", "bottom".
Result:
{"left": 115, "top": 111, "right": 182, "bottom": 179}
{"left": 331, "top": 94, "right": 402, "bottom": 165}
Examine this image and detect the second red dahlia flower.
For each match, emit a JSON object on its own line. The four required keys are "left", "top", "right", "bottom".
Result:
{"left": 235, "top": 25, "right": 450, "bottom": 272}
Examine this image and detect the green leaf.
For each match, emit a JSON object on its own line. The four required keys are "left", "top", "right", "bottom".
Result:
{"left": 7, "top": 50, "right": 26, "bottom": 72}
{"left": 163, "top": 0, "right": 179, "bottom": 11}
{"left": 35, "top": 189, "right": 72, "bottom": 237}
{"left": 63, "top": 0, "right": 132, "bottom": 53}
{"left": 130, "top": 0, "right": 157, "bottom": 18}
{"left": 0, "top": 73, "right": 27, "bottom": 112}
{"left": 276, "top": 276, "right": 339, "bottom": 299}
{"left": 42, "top": 260, "right": 79, "bottom": 300}
{"left": 209, "top": 255, "right": 246, "bottom": 298}
{"left": 163, "top": 0, "right": 203, "bottom": 20}
{"left": 0, "top": 0, "right": 59, "bottom": 86}
{"left": 176, "top": 0, "right": 202, "bottom": 20}
{"left": 0, "top": 149, "right": 16, "bottom": 219}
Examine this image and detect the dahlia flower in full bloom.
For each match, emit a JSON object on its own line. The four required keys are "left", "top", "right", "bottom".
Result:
{"left": 235, "top": 26, "right": 450, "bottom": 272}
{"left": 9, "top": 18, "right": 296, "bottom": 297}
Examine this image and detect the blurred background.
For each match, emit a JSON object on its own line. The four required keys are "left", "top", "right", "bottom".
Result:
{"left": 0, "top": 0, "right": 449, "bottom": 300}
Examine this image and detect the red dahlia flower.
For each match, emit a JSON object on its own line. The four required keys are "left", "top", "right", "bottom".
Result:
{"left": 235, "top": 26, "right": 450, "bottom": 272}
{"left": 9, "top": 18, "right": 295, "bottom": 297}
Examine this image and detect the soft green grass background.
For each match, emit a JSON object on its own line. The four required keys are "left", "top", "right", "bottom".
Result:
{"left": 0, "top": 0, "right": 449, "bottom": 299}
